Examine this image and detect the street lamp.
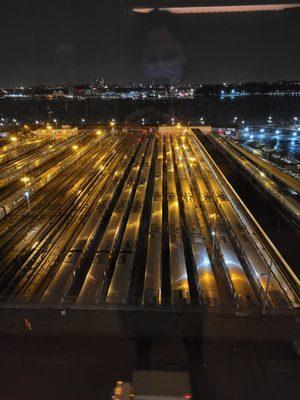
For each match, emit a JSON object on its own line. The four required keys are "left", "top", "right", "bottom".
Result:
{"left": 96, "top": 130, "right": 102, "bottom": 147}
{"left": 24, "top": 191, "right": 31, "bottom": 214}
{"left": 110, "top": 120, "right": 116, "bottom": 132}
{"left": 72, "top": 145, "right": 79, "bottom": 172}
{"left": 21, "top": 176, "right": 30, "bottom": 190}
{"left": 210, "top": 213, "right": 217, "bottom": 261}
{"left": 10, "top": 136, "right": 17, "bottom": 151}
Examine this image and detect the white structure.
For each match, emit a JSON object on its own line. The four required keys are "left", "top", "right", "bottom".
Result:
{"left": 133, "top": 371, "right": 191, "bottom": 400}
{"left": 112, "top": 371, "right": 191, "bottom": 400}
{"left": 34, "top": 126, "right": 78, "bottom": 139}
{"left": 159, "top": 125, "right": 211, "bottom": 135}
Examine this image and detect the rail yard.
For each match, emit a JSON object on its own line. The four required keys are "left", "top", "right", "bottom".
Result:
{"left": 0, "top": 127, "right": 299, "bottom": 314}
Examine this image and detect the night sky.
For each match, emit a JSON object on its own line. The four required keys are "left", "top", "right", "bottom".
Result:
{"left": 0, "top": 0, "right": 300, "bottom": 86}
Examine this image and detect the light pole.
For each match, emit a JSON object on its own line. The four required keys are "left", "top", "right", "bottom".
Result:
{"left": 21, "top": 176, "right": 30, "bottom": 191}
{"left": 110, "top": 120, "right": 115, "bottom": 132}
{"left": 261, "top": 260, "right": 273, "bottom": 315}
{"left": 96, "top": 130, "right": 102, "bottom": 148}
{"left": 10, "top": 136, "right": 17, "bottom": 151}
{"left": 24, "top": 191, "right": 31, "bottom": 214}
{"left": 47, "top": 124, "right": 54, "bottom": 140}
{"left": 72, "top": 145, "right": 79, "bottom": 172}
{"left": 210, "top": 213, "right": 217, "bottom": 261}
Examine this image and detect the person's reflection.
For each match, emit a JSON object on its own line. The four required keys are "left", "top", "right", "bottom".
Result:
{"left": 124, "top": 10, "right": 186, "bottom": 124}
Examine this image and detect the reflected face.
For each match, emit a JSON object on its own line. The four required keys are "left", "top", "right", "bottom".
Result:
{"left": 142, "top": 28, "right": 185, "bottom": 84}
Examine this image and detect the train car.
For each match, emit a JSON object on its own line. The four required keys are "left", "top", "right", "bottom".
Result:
{"left": 0, "top": 186, "right": 32, "bottom": 221}
{"left": 189, "top": 132, "right": 298, "bottom": 309}
{"left": 185, "top": 139, "right": 258, "bottom": 308}
{"left": 77, "top": 141, "right": 148, "bottom": 304}
{"left": 165, "top": 136, "right": 190, "bottom": 305}
{"left": 40, "top": 140, "right": 131, "bottom": 304}
{"left": 173, "top": 137, "right": 219, "bottom": 306}
{"left": 0, "top": 203, "right": 7, "bottom": 220}
{"left": 143, "top": 138, "right": 163, "bottom": 305}
{"left": 219, "top": 199, "right": 295, "bottom": 309}
{"left": 107, "top": 137, "right": 155, "bottom": 304}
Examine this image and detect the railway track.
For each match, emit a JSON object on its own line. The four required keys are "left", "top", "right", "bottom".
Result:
{"left": 0, "top": 129, "right": 298, "bottom": 313}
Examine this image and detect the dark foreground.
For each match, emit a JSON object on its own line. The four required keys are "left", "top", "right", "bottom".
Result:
{"left": 0, "top": 333, "right": 299, "bottom": 400}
